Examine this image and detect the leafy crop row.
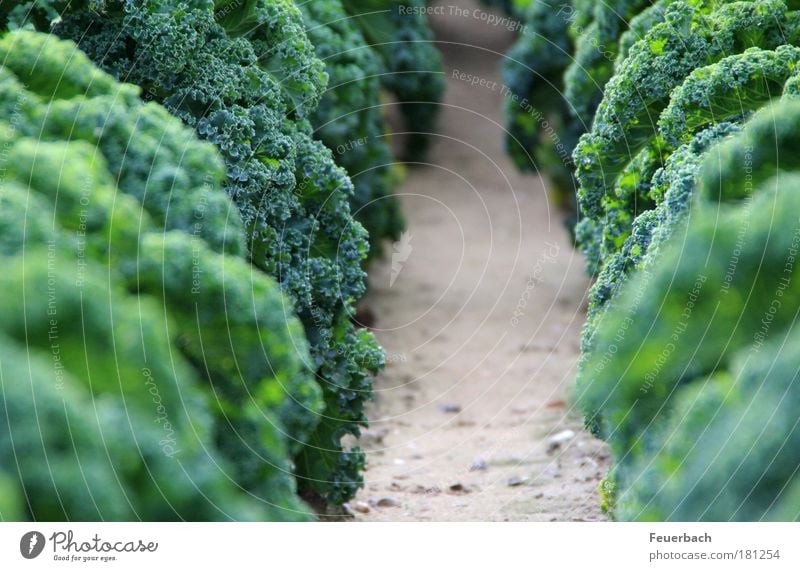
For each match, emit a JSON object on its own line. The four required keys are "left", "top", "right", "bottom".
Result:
{"left": 341, "top": 0, "right": 445, "bottom": 161}
{"left": 0, "top": 0, "right": 443, "bottom": 519}
{"left": 0, "top": 31, "right": 316, "bottom": 520}
{"left": 584, "top": 100, "right": 800, "bottom": 520}
{"left": 500, "top": 0, "right": 800, "bottom": 520}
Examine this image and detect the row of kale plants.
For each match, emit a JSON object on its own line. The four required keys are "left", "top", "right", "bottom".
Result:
{"left": 496, "top": 0, "right": 800, "bottom": 520}
{"left": 0, "top": 0, "right": 442, "bottom": 520}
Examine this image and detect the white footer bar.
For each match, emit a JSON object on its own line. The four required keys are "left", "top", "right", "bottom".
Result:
{"left": 1, "top": 522, "right": 798, "bottom": 570}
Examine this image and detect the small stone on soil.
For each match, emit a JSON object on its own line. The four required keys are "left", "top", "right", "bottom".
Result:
{"left": 547, "top": 429, "right": 576, "bottom": 453}
{"left": 439, "top": 402, "right": 462, "bottom": 413}
{"left": 352, "top": 501, "right": 370, "bottom": 513}
{"left": 448, "top": 483, "right": 470, "bottom": 494}
{"left": 375, "top": 497, "right": 400, "bottom": 508}
{"left": 469, "top": 458, "right": 488, "bottom": 471}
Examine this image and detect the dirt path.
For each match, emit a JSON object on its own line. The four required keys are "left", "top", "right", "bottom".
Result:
{"left": 351, "top": 1, "right": 608, "bottom": 522}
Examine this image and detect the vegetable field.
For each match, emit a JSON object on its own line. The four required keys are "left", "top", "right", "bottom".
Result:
{"left": 503, "top": 0, "right": 800, "bottom": 521}
{"left": 1, "top": 0, "right": 800, "bottom": 524}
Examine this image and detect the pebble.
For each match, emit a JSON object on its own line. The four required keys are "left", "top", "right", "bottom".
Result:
{"left": 507, "top": 476, "right": 529, "bottom": 487}
{"left": 547, "top": 429, "right": 576, "bottom": 453}
{"left": 469, "top": 458, "right": 488, "bottom": 472}
{"left": 376, "top": 497, "right": 400, "bottom": 508}
{"left": 439, "top": 402, "right": 462, "bottom": 413}
{"left": 352, "top": 501, "right": 370, "bottom": 514}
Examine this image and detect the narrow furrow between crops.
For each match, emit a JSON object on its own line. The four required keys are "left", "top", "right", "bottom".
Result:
{"left": 349, "top": 2, "right": 608, "bottom": 522}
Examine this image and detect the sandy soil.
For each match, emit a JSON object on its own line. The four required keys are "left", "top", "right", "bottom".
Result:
{"left": 349, "top": 0, "right": 608, "bottom": 522}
